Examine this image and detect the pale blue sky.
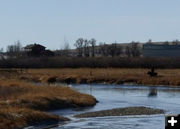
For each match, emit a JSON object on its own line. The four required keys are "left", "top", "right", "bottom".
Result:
{"left": 0, "top": 0, "right": 180, "bottom": 50}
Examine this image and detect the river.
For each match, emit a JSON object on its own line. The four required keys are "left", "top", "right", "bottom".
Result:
{"left": 51, "top": 84, "right": 180, "bottom": 129}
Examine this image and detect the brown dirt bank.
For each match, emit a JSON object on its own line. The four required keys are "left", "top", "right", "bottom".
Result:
{"left": 0, "top": 80, "right": 97, "bottom": 129}
{"left": 16, "top": 68, "right": 180, "bottom": 86}
{"left": 74, "top": 106, "right": 164, "bottom": 118}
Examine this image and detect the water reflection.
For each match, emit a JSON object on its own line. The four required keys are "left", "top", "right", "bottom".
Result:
{"left": 148, "top": 88, "right": 157, "bottom": 97}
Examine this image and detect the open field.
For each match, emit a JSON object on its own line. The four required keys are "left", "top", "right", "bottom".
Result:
{"left": 12, "top": 68, "right": 180, "bottom": 86}
{"left": 0, "top": 79, "right": 97, "bottom": 129}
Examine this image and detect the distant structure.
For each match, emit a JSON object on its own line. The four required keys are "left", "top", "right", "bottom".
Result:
{"left": 142, "top": 43, "right": 180, "bottom": 57}
{"left": 24, "top": 43, "right": 54, "bottom": 56}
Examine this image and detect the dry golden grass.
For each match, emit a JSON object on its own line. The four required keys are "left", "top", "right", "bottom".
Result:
{"left": 0, "top": 107, "right": 64, "bottom": 129}
{"left": 17, "top": 68, "right": 180, "bottom": 86}
{"left": 0, "top": 80, "right": 97, "bottom": 109}
{"left": 0, "top": 79, "right": 97, "bottom": 129}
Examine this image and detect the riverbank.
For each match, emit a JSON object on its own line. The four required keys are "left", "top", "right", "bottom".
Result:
{"left": 0, "top": 80, "right": 97, "bottom": 129}
{"left": 16, "top": 68, "right": 180, "bottom": 86}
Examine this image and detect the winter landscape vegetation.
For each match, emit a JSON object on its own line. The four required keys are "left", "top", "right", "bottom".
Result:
{"left": 1, "top": 0, "right": 180, "bottom": 129}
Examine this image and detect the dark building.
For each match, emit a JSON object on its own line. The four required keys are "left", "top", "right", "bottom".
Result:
{"left": 24, "top": 43, "right": 54, "bottom": 56}
{"left": 143, "top": 43, "right": 180, "bottom": 57}
{"left": 41, "top": 50, "right": 54, "bottom": 56}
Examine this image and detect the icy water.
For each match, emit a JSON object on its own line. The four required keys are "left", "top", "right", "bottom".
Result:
{"left": 51, "top": 84, "right": 180, "bottom": 129}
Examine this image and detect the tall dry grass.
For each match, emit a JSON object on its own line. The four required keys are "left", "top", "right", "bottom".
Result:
{"left": 0, "top": 107, "right": 63, "bottom": 129}
{"left": 19, "top": 68, "right": 180, "bottom": 86}
{"left": 0, "top": 80, "right": 97, "bottom": 128}
{"left": 0, "top": 80, "right": 97, "bottom": 109}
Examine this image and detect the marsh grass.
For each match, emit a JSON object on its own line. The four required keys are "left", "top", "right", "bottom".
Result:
{"left": 18, "top": 68, "right": 180, "bottom": 86}
{"left": 0, "top": 80, "right": 97, "bottom": 128}
{"left": 0, "top": 107, "right": 65, "bottom": 129}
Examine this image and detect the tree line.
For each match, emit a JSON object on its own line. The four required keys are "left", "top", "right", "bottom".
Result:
{"left": 1, "top": 39, "right": 180, "bottom": 68}
{"left": 74, "top": 38, "right": 96, "bottom": 57}
{"left": 73, "top": 38, "right": 141, "bottom": 57}
{"left": 1, "top": 38, "right": 142, "bottom": 58}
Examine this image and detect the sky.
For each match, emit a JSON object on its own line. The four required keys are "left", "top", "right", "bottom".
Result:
{"left": 0, "top": 0, "right": 180, "bottom": 50}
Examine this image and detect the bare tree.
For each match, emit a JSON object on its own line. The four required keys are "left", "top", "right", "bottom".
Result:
{"left": 84, "top": 39, "right": 90, "bottom": 57}
{"left": 99, "top": 42, "right": 108, "bottom": 56}
{"left": 172, "top": 39, "right": 179, "bottom": 45}
{"left": 116, "top": 45, "right": 123, "bottom": 56}
{"left": 6, "top": 40, "right": 22, "bottom": 57}
{"left": 125, "top": 46, "right": 131, "bottom": 57}
{"left": 74, "top": 38, "right": 84, "bottom": 57}
{"left": 108, "top": 43, "right": 117, "bottom": 57}
{"left": 125, "top": 42, "right": 141, "bottom": 57}
{"left": 108, "top": 43, "right": 123, "bottom": 57}
{"left": 131, "top": 41, "right": 141, "bottom": 57}
{"left": 61, "top": 39, "right": 71, "bottom": 56}
{"left": 89, "top": 38, "right": 96, "bottom": 57}
{"left": 0, "top": 48, "right": 4, "bottom": 60}
{"left": 147, "top": 39, "right": 152, "bottom": 44}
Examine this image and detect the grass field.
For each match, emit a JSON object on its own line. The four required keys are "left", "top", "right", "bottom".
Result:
{"left": 16, "top": 68, "right": 180, "bottom": 86}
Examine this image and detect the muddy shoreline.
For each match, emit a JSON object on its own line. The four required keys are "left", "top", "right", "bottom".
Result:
{"left": 74, "top": 106, "right": 164, "bottom": 118}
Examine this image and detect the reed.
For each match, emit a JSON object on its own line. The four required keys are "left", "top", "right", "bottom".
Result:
{"left": 21, "top": 68, "right": 180, "bottom": 86}
{"left": 0, "top": 80, "right": 97, "bottom": 128}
